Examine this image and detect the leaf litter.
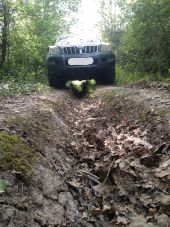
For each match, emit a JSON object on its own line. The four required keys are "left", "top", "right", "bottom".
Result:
{"left": 0, "top": 87, "right": 169, "bottom": 226}
{"left": 68, "top": 95, "right": 170, "bottom": 226}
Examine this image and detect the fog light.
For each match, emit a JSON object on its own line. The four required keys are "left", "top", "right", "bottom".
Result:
{"left": 49, "top": 61, "right": 56, "bottom": 65}
{"left": 107, "top": 58, "right": 114, "bottom": 62}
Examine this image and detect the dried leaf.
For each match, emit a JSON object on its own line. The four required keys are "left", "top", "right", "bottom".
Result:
{"left": 155, "top": 170, "right": 170, "bottom": 178}
{"left": 140, "top": 194, "right": 153, "bottom": 207}
{"left": 67, "top": 179, "right": 82, "bottom": 190}
{"left": 91, "top": 208, "right": 102, "bottom": 216}
{"left": 116, "top": 216, "right": 129, "bottom": 225}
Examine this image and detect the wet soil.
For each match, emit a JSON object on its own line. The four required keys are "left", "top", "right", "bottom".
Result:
{"left": 0, "top": 86, "right": 169, "bottom": 227}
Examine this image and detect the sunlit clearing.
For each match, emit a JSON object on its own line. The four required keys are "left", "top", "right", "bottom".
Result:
{"left": 71, "top": 0, "right": 101, "bottom": 37}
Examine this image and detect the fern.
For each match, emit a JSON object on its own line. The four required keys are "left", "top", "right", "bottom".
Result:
{"left": 0, "top": 179, "right": 7, "bottom": 193}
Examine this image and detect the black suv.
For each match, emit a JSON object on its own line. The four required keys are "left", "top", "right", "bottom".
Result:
{"left": 46, "top": 35, "right": 116, "bottom": 88}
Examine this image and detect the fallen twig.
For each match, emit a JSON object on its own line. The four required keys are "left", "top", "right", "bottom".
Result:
{"left": 103, "top": 159, "right": 115, "bottom": 184}
{"left": 78, "top": 170, "right": 100, "bottom": 180}
{"left": 78, "top": 170, "right": 100, "bottom": 184}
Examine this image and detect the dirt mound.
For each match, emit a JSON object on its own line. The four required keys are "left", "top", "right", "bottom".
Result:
{"left": 0, "top": 87, "right": 169, "bottom": 227}
{"left": 127, "top": 80, "right": 170, "bottom": 93}
{"left": 0, "top": 91, "right": 84, "bottom": 227}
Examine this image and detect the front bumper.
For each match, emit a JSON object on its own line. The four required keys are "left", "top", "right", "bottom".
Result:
{"left": 46, "top": 52, "right": 115, "bottom": 80}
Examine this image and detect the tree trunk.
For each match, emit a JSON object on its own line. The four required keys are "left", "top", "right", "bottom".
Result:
{"left": 0, "top": 1, "right": 9, "bottom": 68}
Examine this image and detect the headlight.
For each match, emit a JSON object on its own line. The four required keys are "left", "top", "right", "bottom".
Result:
{"left": 100, "top": 44, "right": 112, "bottom": 52}
{"left": 48, "top": 46, "right": 60, "bottom": 55}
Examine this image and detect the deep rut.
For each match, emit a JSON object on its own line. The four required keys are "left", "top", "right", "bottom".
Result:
{"left": 0, "top": 87, "right": 170, "bottom": 227}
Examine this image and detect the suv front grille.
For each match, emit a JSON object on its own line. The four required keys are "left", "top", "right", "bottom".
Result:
{"left": 63, "top": 46, "right": 98, "bottom": 54}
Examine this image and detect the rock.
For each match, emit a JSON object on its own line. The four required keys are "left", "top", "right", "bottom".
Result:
{"left": 159, "top": 195, "right": 170, "bottom": 215}
{"left": 129, "top": 221, "right": 156, "bottom": 227}
{"left": 140, "top": 194, "right": 153, "bottom": 207}
{"left": 140, "top": 154, "right": 156, "bottom": 167}
{"left": 148, "top": 207, "right": 157, "bottom": 216}
{"left": 129, "top": 217, "right": 157, "bottom": 227}
{"left": 116, "top": 216, "right": 129, "bottom": 225}
{"left": 32, "top": 190, "right": 44, "bottom": 207}
{"left": 157, "top": 214, "right": 170, "bottom": 227}
{"left": 34, "top": 200, "right": 65, "bottom": 226}
{"left": 58, "top": 192, "right": 79, "bottom": 222}
{"left": 0, "top": 206, "right": 15, "bottom": 224}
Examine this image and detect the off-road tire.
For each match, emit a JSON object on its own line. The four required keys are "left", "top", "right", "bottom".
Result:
{"left": 104, "top": 69, "right": 116, "bottom": 85}
{"left": 48, "top": 74, "right": 66, "bottom": 89}
{"left": 98, "top": 69, "right": 116, "bottom": 85}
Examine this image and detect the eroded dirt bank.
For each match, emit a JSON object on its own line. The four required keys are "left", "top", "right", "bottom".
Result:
{"left": 0, "top": 86, "right": 169, "bottom": 227}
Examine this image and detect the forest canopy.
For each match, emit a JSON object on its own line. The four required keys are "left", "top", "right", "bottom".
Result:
{"left": 0, "top": 0, "right": 80, "bottom": 80}
{"left": 99, "top": 0, "right": 170, "bottom": 76}
{"left": 0, "top": 0, "right": 170, "bottom": 81}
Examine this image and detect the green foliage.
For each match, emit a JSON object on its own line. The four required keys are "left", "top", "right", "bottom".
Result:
{"left": 116, "top": 65, "right": 170, "bottom": 86}
{"left": 0, "top": 77, "right": 50, "bottom": 97}
{"left": 0, "top": 0, "right": 80, "bottom": 80}
{"left": 99, "top": 0, "right": 170, "bottom": 76}
{"left": 121, "top": 0, "right": 170, "bottom": 74}
{"left": 0, "top": 179, "right": 7, "bottom": 193}
{"left": 116, "top": 66, "right": 152, "bottom": 85}
{"left": 0, "top": 132, "right": 35, "bottom": 175}
{"left": 99, "top": 0, "right": 125, "bottom": 51}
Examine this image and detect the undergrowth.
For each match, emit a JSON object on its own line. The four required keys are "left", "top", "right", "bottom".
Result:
{"left": 116, "top": 65, "right": 170, "bottom": 86}
{"left": 0, "top": 77, "right": 50, "bottom": 97}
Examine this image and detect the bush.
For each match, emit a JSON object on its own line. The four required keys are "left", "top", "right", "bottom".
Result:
{"left": 0, "top": 77, "right": 50, "bottom": 97}
{"left": 116, "top": 65, "right": 170, "bottom": 86}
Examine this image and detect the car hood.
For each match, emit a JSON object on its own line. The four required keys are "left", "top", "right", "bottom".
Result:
{"left": 56, "top": 35, "right": 103, "bottom": 47}
{"left": 57, "top": 42, "right": 102, "bottom": 47}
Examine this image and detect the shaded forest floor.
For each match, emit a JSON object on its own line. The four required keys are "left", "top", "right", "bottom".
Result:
{"left": 0, "top": 84, "right": 169, "bottom": 227}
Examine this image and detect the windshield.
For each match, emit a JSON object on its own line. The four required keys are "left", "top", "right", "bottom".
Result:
{"left": 56, "top": 35, "right": 101, "bottom": 46}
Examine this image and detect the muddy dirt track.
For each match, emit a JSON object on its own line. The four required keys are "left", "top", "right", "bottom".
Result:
{"left": 0, "top": 85, "right": 170, "bottom": 227}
